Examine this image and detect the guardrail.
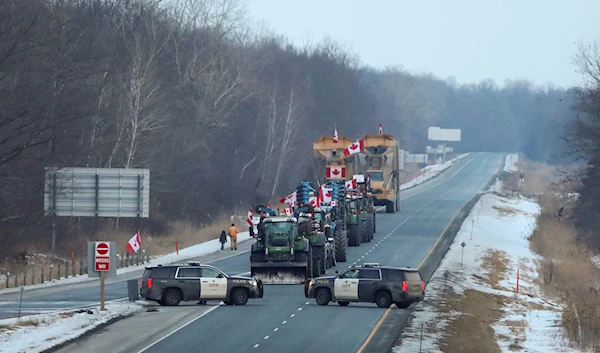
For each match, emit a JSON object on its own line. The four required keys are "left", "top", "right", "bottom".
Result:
{"left": 0, "top": 251, "right": 151, "bottom": 290}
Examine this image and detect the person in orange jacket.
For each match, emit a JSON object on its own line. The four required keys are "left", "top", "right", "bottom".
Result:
{"left": 228, "top": 223, "right": 240, "bottom": 250}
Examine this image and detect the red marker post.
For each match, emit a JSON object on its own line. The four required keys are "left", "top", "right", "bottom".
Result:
{"left": 175, "top": 235, "right": 179, "bottom": 255}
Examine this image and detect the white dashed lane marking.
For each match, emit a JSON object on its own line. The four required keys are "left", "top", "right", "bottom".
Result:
{"left": 254, "top": 344, "right": 260, "bottom": 348}
{"left": 264, "top": 336, "right": 269, "bottom": 340}
{"left": 282, "top": 321, "right": 287, "bottom": 324}
{"left": 298, "top": 308, "right": 302, "bottom": 311}
{"left": 290, "top": 314, "right": 295, "bottom": 317}
{"left": 274, "top": 328, "right": 279, "bottom": 332}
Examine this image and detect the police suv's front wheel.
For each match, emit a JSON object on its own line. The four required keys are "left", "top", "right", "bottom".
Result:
{"left": 315, "top": 288, "right": 331, "bottom": 306}
{"left": 231, "top": 288, "right": 249, "bottom": 305}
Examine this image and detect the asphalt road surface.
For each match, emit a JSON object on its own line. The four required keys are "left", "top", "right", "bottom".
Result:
{"left": 4, "top": 152, "right": 503, "bottom": 353}
{"left": 132, "top": 153, "right": 503, "bottom": 353}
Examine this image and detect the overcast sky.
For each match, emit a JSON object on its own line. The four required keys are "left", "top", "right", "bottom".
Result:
{"left": 245, "top": 0, "right": 600, "bottom": 88}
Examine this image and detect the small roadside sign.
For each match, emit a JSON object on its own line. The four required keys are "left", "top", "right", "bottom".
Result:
{"left": 95, "top": 242, "right": 110, "bottom": 271}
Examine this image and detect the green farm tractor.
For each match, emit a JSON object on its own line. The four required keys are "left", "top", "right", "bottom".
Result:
{"left": 250, "top": 214, "right": 313, "bottom": 284}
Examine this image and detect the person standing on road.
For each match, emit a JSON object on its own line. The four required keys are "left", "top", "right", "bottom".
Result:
{"left": 228, "top": 223, "right": 239, "bottom": 250}
{"left": 219, "top": 230, "right": 227, "bottom": 250}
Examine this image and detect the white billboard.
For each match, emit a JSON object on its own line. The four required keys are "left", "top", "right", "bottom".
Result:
{"left": 44, "top": 167, "right": 150, "bottom": 218}
{"left": 428, "top": 127, "right": 461, "bottom": 142}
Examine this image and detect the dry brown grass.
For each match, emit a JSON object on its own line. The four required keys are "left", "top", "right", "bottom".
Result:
{"left": 438, "top": 289, "right": 506, "bottom": 353}
{"left": 502, "top": 155, "right": 560, "bottom": 195}
{"left": 525, "top": 164, "right": 600, "bottom": 350}
{"left": 481, "top": 249, "right": 510, "bottom": 290}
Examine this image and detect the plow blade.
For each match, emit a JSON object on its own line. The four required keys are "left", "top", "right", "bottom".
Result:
{"left": 250, "top": 262, "right": 309, "bottom": 284}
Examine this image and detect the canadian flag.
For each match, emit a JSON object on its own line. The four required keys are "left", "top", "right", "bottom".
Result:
{"left": 319, "top": 184, "right": 333, "bottom": 204}
{"left": 126, "top": 230, "right": 141, "bottom": 254}
{"left": 280, "top": 191, "right": 297, "bottom": 206}
{"left": 343, "top": 140, "right": 364, "bottom": 157}
{"left": 379, "top": 123, "right": 383, "bottom": 134}
{"left": 326, "top": 166, "right": 346, "bottom": 179}
{"left": 308, "top": 196, "right": 318, "bottom": 207}
{"left": 246, "top": 208, "right": 253, "bottom": 226}
{"left": 333, "top": 125, "right": 338, "bottom": 143}
{"left": 284, "top": 208, "right": 293, "bottom": 216}
{"left": 345, "top": 178, "right": 358, "bottom": 190}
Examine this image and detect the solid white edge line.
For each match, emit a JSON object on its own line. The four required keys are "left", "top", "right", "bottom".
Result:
{"left": 135, "top": 304, "right": 221, "bottom": 353}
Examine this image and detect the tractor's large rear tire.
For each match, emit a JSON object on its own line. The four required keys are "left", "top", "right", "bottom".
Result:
{"left": 367, "top": 215, "right": 374, "bottom": 241}
{"left": 361, "top": 219, "right": 369, "bottom": 243}
{"left": 348, "top": 224, "right": 360, "bottom": 246}
{"left": 334, "top": 228, "right": 347, "bottom": 262}
{"left": 386, "top": 201, "right": 394, "bottom": 213}
{"left": 312, "top": 246, "right": 326, "bottom": 275}
{"left": 373, "top": 213, "right": 377, "bottom": 234}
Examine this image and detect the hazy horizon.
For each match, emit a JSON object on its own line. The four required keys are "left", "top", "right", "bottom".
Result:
{"left": 247, "top": 0, "right": 600, "bottom": 88}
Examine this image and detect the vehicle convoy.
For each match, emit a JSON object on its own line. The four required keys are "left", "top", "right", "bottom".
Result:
{"left": 295, "top": 182, "right": 328, "bottom": 277}
{"left": 140, "top": 262, "right": 263, "bottom": 306}
{"left": 358, "top": 133, "right": 401, "bottom": 213}
{"left": 312, "top": 207, "right": 336, "bottom": 269}
{"left": 305, "top": 263, "right": 425, "bottom": 308}
{"left": 313, "top": 135, "right": 358, "bottom": 260}
{"left": 249, "top": 204, "right": 313, "bottom": 284}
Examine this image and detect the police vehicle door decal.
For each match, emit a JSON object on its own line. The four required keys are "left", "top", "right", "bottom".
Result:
{"left": 334, "top": 269, "right": 359, "bottom": 300}
{"left": 200, "top": 268, "right": 228, "bottom": 299}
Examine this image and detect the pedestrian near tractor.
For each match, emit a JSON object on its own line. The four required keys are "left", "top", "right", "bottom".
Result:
{"left": 219, "top": 230, "right": 227, "bottom": 250}
{"left": 228, "top": 223, "right": 239, "bottom": 250}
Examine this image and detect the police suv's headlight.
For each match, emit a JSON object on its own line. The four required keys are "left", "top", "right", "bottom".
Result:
{"left": 309, "top": 279, "right": 315, "bottom": 286}
{"left": 250, "top": 280, "right": 257, "bottom": 286}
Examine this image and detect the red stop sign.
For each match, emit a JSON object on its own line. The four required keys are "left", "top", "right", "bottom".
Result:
{"left": 96, "top": 242, "right": 109, "bottom": 255}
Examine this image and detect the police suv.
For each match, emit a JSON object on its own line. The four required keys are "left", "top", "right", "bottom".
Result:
{"left": 140, "top": 262, "right": 264, "bottom": 306}
{"left": 304, "top": 263, "right": 425, "bottom": 308}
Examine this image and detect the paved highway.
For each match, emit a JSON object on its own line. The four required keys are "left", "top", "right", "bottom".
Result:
{"left": 129, "top": 153, "right": 502, "bottom": 353}
{"left": 6, "top": 153, "right": 503, "bottom": 353}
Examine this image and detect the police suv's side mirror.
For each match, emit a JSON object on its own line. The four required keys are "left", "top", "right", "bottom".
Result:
{"left": 217, "top": 274, "right": 224, "bottom": 278}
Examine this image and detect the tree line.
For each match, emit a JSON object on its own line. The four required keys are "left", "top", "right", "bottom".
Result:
{"left": 0, "top": 0, "right": 577, "bottom": 259}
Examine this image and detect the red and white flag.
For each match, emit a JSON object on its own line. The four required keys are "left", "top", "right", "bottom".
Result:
{"left": 280, "top": 191, "right": 297, "bottom": 206}
{"left": 333, "top": 125, "right": 338, "bottom": 143}
{"left": 345, "top": 178, "right": 358, "bottom": 190}
{"left": 126, "top": 230, "right": 141, "bottom": 254}
{"left": 343, "top": 140, "right": 364, "bottom": 157}
{"left": 308, "top": 196, "right": 318, "bottom": 207}
{"left": 326, "top": 166, "right": 346, "bottom": 179}
{"left": 284, "top": 207, "right": 293, "bottom": 216}
{"left": 378, "top": 123, "right": 383, "bottom": 134}
{"left": 331, "top": 200, "right": 338, "bottom": 206}
{"left": 246, "top": 208, "right": 253, "bottom": 226}
{"left": 319, "top": 185, "right": 333, "bottom": 204}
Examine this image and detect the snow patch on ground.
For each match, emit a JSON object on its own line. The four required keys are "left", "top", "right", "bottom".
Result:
{"left": 504, "top": 153, "right": 519, "bottom": 172}
{"left": 400, "top": 153, "right": 470, "bottom": 190}
{"left": 0, "top": 232, "right": 253, "bottom": 295}
{"left": 0, "top": 302, "right": 143, "bottom": 353}
{"left": 393, "top": 192, "right": 581, "bottom": 353}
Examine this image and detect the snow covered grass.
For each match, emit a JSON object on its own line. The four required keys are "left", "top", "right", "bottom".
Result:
{"left": 400, "top": 153, "right": 470, "bottom": 190}
{"left": 0, "top": 301, "right": 143, "bottom": 353}
{"left": 0, "top": 232, "right": 253, "bottom": 295}
{"left": 393, "top": 192, "right": 582, "bottom": 353}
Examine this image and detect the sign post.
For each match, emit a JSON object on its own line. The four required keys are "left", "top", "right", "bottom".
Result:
{"left": 95, "top": 242, "right": 110, "bottom": 310}
{"left": 90, "top": 241, "right": 114, "bottom": 311}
